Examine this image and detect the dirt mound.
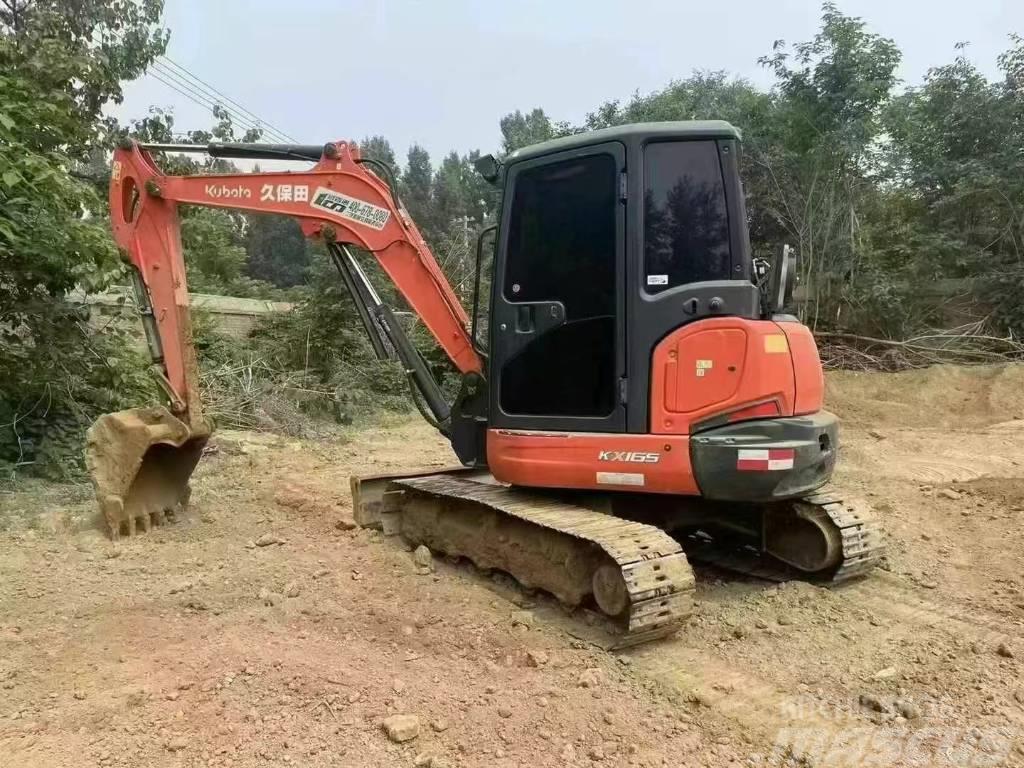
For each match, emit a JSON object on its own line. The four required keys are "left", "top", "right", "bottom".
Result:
{"left": 825, "top": 363, "right": 1024, "bottom": 429}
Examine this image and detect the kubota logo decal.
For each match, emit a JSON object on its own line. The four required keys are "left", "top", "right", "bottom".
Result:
{"left": 204, "top": 184, "right": 251, "bottom": 199}
{"left": 598, "top": 450, "right": 661, "bottom": 463}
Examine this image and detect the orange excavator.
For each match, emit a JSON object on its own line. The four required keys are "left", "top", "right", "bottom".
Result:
{"left": 91, "top": 122, "right": 883, "bottom": 645}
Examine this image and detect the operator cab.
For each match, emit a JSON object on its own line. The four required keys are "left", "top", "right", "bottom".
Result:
{"left": 484, "top": 121, "right": 759, "bottom": 438}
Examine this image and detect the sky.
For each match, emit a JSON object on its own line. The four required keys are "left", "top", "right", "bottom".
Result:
{"left": 112, "top": 0, "right": 1023, "bottom": 164}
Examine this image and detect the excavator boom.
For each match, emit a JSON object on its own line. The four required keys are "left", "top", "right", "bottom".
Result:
{"left": 92, "top": 138, "right": 482, "bottom": 538}
{"left": 110, "top": 139, "right": 482, "bottom": 401}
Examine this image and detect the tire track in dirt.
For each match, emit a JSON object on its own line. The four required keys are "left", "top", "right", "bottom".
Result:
{"left": 619, "top": 574, "right": 1024, "bottom": 768}
{"left": 626, "top": 643, "right": 879, "bottom": 767}
{"left": 413, "top": 554, "right": 876, "bottom": 765}
{"left": 843, "top": 431, "right": 1024, "bottom": 485}
{"left": 841, "top": 573, "right": 1023, "bottom": 646}
{"left": 628, "top": 642, "right": 808, "bottom": 724}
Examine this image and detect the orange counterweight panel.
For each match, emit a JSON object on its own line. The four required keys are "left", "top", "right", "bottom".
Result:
{"left": 778, "top": 322, "right": 826, "bottom": 415}
{"left": 487, "top": 429, "right": 700, "bottom": 495}
{"left": 650, "top": 318, "right": 797, "bottom": 435}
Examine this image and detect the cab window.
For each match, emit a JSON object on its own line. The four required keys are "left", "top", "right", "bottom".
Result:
{"left": 643, "top": 141, "right": 731, "bottom": 292}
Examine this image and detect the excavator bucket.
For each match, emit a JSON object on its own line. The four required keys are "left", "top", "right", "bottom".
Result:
{"left": 85, "top": 407, "right": 209, "bottom": 539}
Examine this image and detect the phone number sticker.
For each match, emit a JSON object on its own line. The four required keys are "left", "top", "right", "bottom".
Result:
{"left": 310, "top": 187, "right": 391, "bottom": 231}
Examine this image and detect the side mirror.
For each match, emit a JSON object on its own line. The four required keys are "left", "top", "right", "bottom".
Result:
{"left": 474, "top": 154, "right": 501, "bottom": 184}
{"left": 765, "top": 244, "right": 798, "bottom": 313}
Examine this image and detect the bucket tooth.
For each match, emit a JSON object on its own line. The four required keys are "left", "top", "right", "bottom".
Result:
{"left": 99, "top": 496, "right": 125, "bottom": 541}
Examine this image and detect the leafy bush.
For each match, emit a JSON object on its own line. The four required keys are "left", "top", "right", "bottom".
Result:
{"left": 188, "top": 252, "right": 414, "bottom": 437}
{"left": 1, "top": 1, "right": 166, "bottom": 481}
{"left": 0, "top": 303, "right": 158, "bottom": 481}
{"left": 247, "top": 252, "right": 412, "bottom": 420}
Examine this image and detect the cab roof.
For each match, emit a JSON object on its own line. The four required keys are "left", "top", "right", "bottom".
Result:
{"left": 506, "top": 120, "right": 741, "bottom": 164}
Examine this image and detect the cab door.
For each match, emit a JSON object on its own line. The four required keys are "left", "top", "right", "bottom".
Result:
{"left": 489, "top": 142, "right": 626, "bottom": 433}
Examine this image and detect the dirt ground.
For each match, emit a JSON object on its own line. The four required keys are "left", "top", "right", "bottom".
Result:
{"left": 2, "top": 364, "right": 1024, "bottom": 768}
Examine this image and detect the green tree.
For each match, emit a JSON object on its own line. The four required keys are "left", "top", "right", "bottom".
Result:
{"left": 181, "top": 209, "right": 248, "bottom": 293}
{"left": 756, "top": 3, "right": 901, "bottom": 329}
{"left": 1, "top": 0, "right": 167, "bottom": 155}
{"left": 400, "top": 144, "right": 435, "bottom": 233}
{"left": 358, "top": 135, "right": 397, "bottom": 167}
{"left": 1, "top": 0, "right": 168, "bottom": 307}
{"left": 245, "top": 213, "right": 310, "bottom": 288}
{"left": 433, "top": 151, "right": 468, "bottom": 232}
{"left": 585, "top": 71, "right": 770, "bottom": 131}
{"left": 499, "top": 108, "right": 571, "bottom": 153}
{"left": 0, "top": 0, "right": 167, "bottom": 477}
{"left": 881, "top": 37, "right": 1024, "bottom": 334}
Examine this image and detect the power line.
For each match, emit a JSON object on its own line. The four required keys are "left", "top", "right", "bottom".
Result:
{"left": 157, "top": 56, "right": 299, "bottom": 143}
{"left": 148, "top": 61, "right": 292, "bottom": 143}
{"left": 108, "top": 27, "right": 300, "bottom": 144}
{"left": 150, "top": 61, "right": 277, "bottom": 139}
{"left": 155, "top": 57, "right": 286, "bottom": 140}
{"left": 146, "top": 68, "right": 276, "bottom": 141}
{"left": 150, "top": 60, "right": 293, "bottom": 143}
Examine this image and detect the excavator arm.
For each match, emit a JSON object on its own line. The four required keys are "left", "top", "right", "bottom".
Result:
{"left": 110, "top": 138, "right": 482, "bottom": 416}
{"left": 91, "top": 138, "right": 484, "bottom": 538}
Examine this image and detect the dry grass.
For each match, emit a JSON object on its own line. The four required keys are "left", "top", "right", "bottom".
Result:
{"left": 198, "top": 358, "right": 337, "bottom": 436}
{"left": 198, "top": 355, "right": 413, "bottom": 437}
{"left": 816, "top": 320, "right": 1024, "bottom": 371}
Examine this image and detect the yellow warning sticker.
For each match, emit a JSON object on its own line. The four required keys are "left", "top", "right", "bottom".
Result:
{"left": 764, "top": 334, "right": 789, "bottom": 354}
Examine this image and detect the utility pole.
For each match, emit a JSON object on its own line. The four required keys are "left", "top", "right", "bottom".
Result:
{"left": 456, "top": 215, "right": 472, "bottom": 250}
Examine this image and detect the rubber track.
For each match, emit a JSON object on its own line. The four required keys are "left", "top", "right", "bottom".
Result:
{"left": 689, "top": 491, "right": 886, "bottom": 584}
{"left": 392, "top": 475, "right": 696, "bottom": 648}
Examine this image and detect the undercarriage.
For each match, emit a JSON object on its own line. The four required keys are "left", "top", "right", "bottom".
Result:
{"left": 352, "top": 469, "right": 885, "bottom": 646}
